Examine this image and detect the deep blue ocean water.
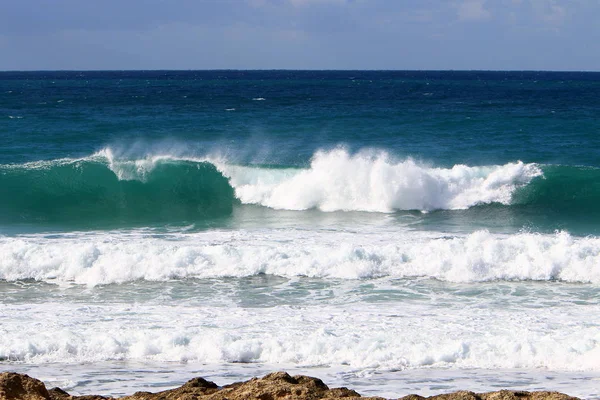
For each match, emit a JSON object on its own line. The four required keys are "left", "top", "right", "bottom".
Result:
{"left": 1, "top": 71, "right": 600, "bottom": 398}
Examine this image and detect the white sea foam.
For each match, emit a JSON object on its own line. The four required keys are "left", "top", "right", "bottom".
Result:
{"left": 2, "top": 293, "right": 600, "bottom": 372}
{"left": 1, "top": 230, "right": 600, "bottom": 285}
{"left": 217, "top": 148, "right": 542, "bottom": 212}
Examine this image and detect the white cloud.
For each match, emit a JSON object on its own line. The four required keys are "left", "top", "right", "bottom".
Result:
{"left": 457, "top": 0, "right": 491, "bottom": 21}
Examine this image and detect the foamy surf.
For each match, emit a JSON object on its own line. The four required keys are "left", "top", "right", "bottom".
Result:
{"left": 2, "top": 286, "right": 600, "bottom": 372}
{"left": 218, "top": 148, "right": 542, "bottom": 212}
{"left": 1, "top": 230, "right": 599, "bottom": 285}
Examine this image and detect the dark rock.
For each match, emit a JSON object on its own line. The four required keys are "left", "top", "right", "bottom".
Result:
{"left": 397, "top": 389, "right": 579, "bottom": 400}
{"left": 47, "top": 388, "right": 70, "bottom": 400}
{"left": 0, "top": 371, "right": 581, "bottom": 400}
{"left": 0, "top": 372, "right": 50, "bottom": 400}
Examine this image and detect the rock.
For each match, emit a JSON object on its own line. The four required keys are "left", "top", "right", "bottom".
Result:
{"left": 47, "top": 387, "right": 70, "bottom": 400}
{"left": 46, "top": 384, "right": 107, "bottom": 400}
{"left": 397, "top": 389, "right": 580, "bottom": 400}
{"left": 0, "top": 371, "right": 581, "bottom": 400}
{"left": 0, "top": 373, "right": 50, "bottom": 400}
{"left": 120, "top": 371, "right": 373, "bottom": 400}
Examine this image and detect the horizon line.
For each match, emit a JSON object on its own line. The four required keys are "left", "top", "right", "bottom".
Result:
{"left": 1, "top": 68, "right": 599, "bottom": 73}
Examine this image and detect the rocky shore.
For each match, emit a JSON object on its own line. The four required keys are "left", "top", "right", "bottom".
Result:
{"left": 0, "top": 371, "right": 579, "bottom": 400}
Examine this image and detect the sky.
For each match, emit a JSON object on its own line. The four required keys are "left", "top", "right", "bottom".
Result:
{"left": 0, "top": 0, "right": 599, "bottom": 71}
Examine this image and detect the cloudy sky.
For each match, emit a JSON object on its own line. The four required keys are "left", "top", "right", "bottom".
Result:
{"left": 1, "top": 0, "right": 598, "bottom": 71}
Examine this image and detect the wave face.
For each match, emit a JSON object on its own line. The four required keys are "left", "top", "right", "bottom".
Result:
{"left": 3, "top": 147, "right": 600, "bottom": 227}
{"left": 1, "top": 230, "right": 599, "bottom": 285}
{"left": 512, "top": 165, "right": 600, "bottom": 215}
{"left": 0, "top": 151, "right": 234, "bottom": 226}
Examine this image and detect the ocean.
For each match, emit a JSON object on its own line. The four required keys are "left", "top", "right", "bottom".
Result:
{"left": 1, "top": 70, "right": 600, "bottom": 399}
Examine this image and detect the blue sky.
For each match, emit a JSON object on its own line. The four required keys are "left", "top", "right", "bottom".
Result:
{"left": 1, "top": 0, "right": 598, "bottom": 70}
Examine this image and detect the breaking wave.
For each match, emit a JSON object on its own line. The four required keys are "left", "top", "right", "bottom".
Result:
{"left": 1, "top": 230, "right": 600, "bottom": 285}
{"left": 219, "top": 148, "right": 541, "bottom": 212}
{"left": 0, "top": 147, "right": 544, "bottom": 225}
{"left": 1, "top": 146, "right": 600, "bottom": 227}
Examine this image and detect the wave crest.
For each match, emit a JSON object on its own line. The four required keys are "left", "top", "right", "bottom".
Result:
{"left": 219, "top": 148, "right": 542, "bottom": 212}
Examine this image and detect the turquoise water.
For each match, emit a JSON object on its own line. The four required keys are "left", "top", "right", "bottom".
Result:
{"left": 1, "top": 71, "right": 600, "bottom": 234}
{"left": 1, "top": 71, "right": 600, "bottom": 398}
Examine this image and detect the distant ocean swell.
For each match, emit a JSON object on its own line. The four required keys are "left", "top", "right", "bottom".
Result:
{"left": 4, "top": 147, "right": 598, "bottom": 226}
{"left": 1, "top": 230, "right": 600, "bottom": 284}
